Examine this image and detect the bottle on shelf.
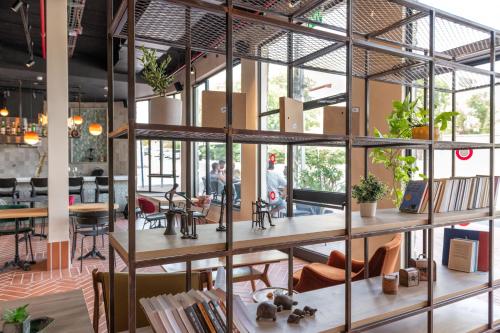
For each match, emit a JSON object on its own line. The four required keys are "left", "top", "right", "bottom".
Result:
{"left": 11, "top": 121, "right": 17, "bottom": 136}
{"left": 0, "top": 120, "right": 5, "bottom": 135}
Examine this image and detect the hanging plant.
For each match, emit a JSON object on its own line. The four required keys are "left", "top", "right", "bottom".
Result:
{"left": 138, "top": 46, "right": 174, "bottom": 96}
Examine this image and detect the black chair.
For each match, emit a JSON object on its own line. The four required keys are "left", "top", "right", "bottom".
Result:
{"left": 95, "top": 177, "right": 109, "bottom": 203}
{"left": 0, "top": 178, "right": 19, "bottom": 201}
{"left": 29, "top": 178, "right": 49, "bottom": 238}
{"left": 30, "top": 178, "right": 48, "bottom": 198}
{"left": 233, "top": 182, "right": 241, "bottom": 205}
{"left": 0, "top": 204, "right": 35, "bottom": 271}
{"left": 69, "top": 177, "right": 85, "bottom": 203}
{"left": 91, "top": 168, "right": 104, "bottom": 176}
{"left": 71, "top": 211, "right": 108, "bottom": 271}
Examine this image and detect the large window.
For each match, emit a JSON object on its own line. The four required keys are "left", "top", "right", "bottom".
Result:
{"left": 136, "top": 99, "right": 181, "bottom": 192}
{"left": 193, "top": 64, "right": 242, "bottom": 206}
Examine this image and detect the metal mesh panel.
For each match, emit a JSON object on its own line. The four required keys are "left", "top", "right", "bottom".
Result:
{"left": 231, "top": 0, "right": 319, "bottom": 17}
{"left": 122, "top": 0, "right": 227, "bottom": 54}
{"left": 232, "top": 17, "right": 337, "bottom": 64}
{"left": 435, "top": 16, "right": 490, "bottom": 59}
{"left": 300, "top": 0, "right": 347, "bottom": 30}
{"left": 300, "top": 45, "right": 346, "bottom": 74}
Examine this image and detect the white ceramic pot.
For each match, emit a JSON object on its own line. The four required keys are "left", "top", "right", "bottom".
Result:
{"left": 150, "top": 96, "right": 183, "bottom": 125}
{"left": 360, "top": 201, "right": 377, "bottom": 217}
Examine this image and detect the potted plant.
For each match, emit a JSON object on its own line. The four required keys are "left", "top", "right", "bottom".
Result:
{"left": 371, "top": 95, "right": 458, "bottom": 205}
{"left": 138, "top": 46, "right": 182, "bottom": 125}
{"left": 2, "top": 304, "right": 30, "bottom": 333}
{"left": 352, "top": 174, "right": 388, "bottom": 217}
{"left": 389, "top": 95, "right": 458, "bottom": 140}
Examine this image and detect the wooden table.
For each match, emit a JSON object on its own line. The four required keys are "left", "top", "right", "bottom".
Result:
{"left": 162, "top": 250, "right": 288, "bottom": 290}
{"left": 69, "top": 202, "right": 119, "bottom": 213}
{"left": 138, "top": 193, "right": 199, "bottom": 211}
{"left": 0, "top": 208, "right": 48, "bottom": 270}
{"left": 0, "top": 290, "right": 93, "bottom": 333}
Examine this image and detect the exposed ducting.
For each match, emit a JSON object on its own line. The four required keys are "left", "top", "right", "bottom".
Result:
{"left": 67, "top": 0, "right": 86, "bottom": 57}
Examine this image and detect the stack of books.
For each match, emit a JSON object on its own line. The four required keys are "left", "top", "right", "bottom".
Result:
{"left": 139, "top": 289, "right": 254, "bottom": 333}
{"left": 448, "top": 238, "right": 479, "bottom": 273}
{"left": 399, "top": 176, "right": 500, "bottom": 214}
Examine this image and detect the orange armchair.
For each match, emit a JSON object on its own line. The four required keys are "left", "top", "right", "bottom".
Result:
{"left": 293, "top": 233, "right": 402, "bottom": 293}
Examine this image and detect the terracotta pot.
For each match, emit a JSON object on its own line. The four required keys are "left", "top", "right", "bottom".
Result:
{"left": 411, "top": 126, "right": 440, "bottom": 140}
{"left": 360, "top": 202, "right": 377, "bottom": 217}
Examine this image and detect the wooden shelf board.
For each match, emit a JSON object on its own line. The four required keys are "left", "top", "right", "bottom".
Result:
{"left": 110, "top": 208, "right": 494, "bottom": 265}
{"left": 246, "top": 268, "right": 490, "bottom": 332}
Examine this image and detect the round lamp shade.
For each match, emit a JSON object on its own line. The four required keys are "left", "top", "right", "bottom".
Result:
{"left": 72, "top": 115, "right": 83, "bottom": 125}
{"left": 24, "top": 131, "right": 40, "bottom": 145}
{"left": 88, "top": 123, "right": 103, "bottom": 136}
{"left": 0, "top": 107, "right": 8, "bottom": 117}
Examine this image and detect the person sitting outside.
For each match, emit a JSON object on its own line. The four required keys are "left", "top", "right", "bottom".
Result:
{"left": 266, "top": 160, "right": 287, "bottom": 216}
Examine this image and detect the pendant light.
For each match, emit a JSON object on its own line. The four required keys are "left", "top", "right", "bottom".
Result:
{"left": 24, "top": 86, "right": 39, "bottom": 145}
{"left": 72, "top": 92, "right": 83, "bottom": 125}
{"left": 88, "top": 99, "right": 102, "bottom": 136}
{"left": 0, "top": 91, "right": 8, "bottom": 117}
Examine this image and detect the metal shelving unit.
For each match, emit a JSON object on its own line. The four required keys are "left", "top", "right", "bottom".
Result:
{"left": 106, "top": 0, "right": 500, "bottom": 332}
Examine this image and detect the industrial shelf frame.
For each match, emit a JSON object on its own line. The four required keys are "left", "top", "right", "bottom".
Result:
{"left": 106, "top": 0, "right": 500, "bottom": 332}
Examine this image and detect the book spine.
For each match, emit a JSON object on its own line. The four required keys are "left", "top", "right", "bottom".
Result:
{"left": 197, "top": 303, "right": 216, "bottom": 333}
{"left": 202, "top": 301, "right": 224, "bottom": 333}
{"left": 185, "top": 306, "right": 205, "bottom": 333}
{"left": 208, "top": 301, "right": 226, "bottom": 332}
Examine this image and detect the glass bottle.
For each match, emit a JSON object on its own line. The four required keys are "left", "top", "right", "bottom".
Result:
{"left": 0, "top": 120, "right": 5, "bottom": 135}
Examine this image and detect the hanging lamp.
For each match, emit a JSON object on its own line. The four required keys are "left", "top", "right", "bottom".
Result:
{"left": 88, "top": 122, "right": 103, "bottom": 136}
{"left": 0, "top": 91, "right": 8, "bottom": 116}
{"left": 72, "top": 92, "right": 84, "bottom": 125}
{"left": 24, "top": 86, "right": 39, "bottom": 145}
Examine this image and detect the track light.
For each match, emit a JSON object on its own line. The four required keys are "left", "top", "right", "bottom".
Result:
{"left": 11, "top": 0, "right": 24, "bottom": 13}
{"left": 190, "top": 66, "right": 196, "bottom": 75}
{"left": 26, "top": 58, "right": 35, "bottom": 68}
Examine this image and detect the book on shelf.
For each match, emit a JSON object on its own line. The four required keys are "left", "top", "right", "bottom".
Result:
{"left": 442, "top": 228, "right": 489, "bottom": 272}
{"left": 399, "top": 180, "right": 427, "bottom": 213}
{"left": 140, "top": 289, "right": 254, "bottom": 333}
{"left": 399, "top": 175, "right": 500, "bottom": 214}
{"left": 448, "top": 238, "right": 479, "bottom": 273}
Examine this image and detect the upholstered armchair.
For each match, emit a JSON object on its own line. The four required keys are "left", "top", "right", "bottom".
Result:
{"left": 293, "top": 233, "right": 402, "bottom": 293}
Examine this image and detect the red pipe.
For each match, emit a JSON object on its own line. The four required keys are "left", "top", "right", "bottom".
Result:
{"left": 40, "top": 0, "right": 46, "bottom": 59}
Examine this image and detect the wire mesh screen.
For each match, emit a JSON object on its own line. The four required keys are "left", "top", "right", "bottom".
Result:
{"left": 435, "top": 16, "right": 491, "bottom": 60}
{"left": 121, "top": 0, "right": 227, "bottom": 54}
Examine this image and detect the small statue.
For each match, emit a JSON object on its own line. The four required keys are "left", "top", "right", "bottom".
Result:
{"left": 252, "top": 197, "right": 276, "bottom": 229}
{"left": 216, "top": 186, "right": 227, "bottom": 232}
{"left": 303, "top": 306, "right": 317, "bottom": 316}
{"left": 292, "top": 308, "right": 306, "bottom": 317}
{"left": 256, "top": 301, "right": 281, "bottom": 321}
{"left": 274, "top": 294, "right": 297, "bottom": 311}
{"left": 287, "top": 314, "right": 302, "bottom": 324}
{"left": 180, "top": 210, "right": 198, "bottom": 239}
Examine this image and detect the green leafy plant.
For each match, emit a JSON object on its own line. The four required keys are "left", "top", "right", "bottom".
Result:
{"left": 297, "top": 148, "right": 345, "bottom": 192}
{"left": 138, "top": 46, "right": 174, "bottom": 96}
{"left": 388, "top": 95, "right": 459, "bottom": 137}
{"left": 2, "top": 304, "right": 29, "bottom": 324}
{"left": 371, "top": 94, "right": 459, "bottom": 205}
{"left": 352, "top": 174, "right": 388, "bottom": 203}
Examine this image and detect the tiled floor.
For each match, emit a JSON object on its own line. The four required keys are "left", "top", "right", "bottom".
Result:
{"left": 0, "top": 217, "right": 306, "bottom": 332}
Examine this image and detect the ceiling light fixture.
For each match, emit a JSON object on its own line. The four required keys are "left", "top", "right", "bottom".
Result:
{"left": 24, "top": 86, "right": 39, "bottom": 145}
{"left": 88, "top": 123, "right": 103, "bottom": 136}
{"left": 0, "top": 107, "right": 8, "bottom": 117}
{"left": 26, "top": 58, "right": 35, "bottom": 68}
{"left": 36, "top": 76, "right": 43, "bottom": 81}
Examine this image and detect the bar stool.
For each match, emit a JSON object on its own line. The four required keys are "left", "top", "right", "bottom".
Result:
{"left": 0, "top": 178, "right": 19, "bottom": 202}
{"left": 95, "top": 176, "right": 109, "bottom": 203}
{"left": 69, "top": 177, "right": 85, "bottom": 203}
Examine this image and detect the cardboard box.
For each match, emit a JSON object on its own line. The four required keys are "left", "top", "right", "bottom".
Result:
{"left": 279, "top": 97, "right": 303, "bottom": 133}
{"left": 323, "top": 106, "right": 361, "bottom": 136}
{"left": 201, "top": 91, "right": 247, "bottom": 129}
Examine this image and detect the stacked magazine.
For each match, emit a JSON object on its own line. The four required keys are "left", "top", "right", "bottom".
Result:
{"left": 139, "top": 289, "right": 255, "bottom": 333}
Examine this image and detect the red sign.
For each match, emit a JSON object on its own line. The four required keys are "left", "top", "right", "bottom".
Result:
{"left": 455, "top": 149, "right": 473, "bottom": 161}
{"left": 269, "top": 191, "right": 276, "bottom": 201}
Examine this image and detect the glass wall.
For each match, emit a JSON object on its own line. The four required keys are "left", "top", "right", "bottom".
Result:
{"left": 136, "top": 99, "right": 181, "bottom": 192}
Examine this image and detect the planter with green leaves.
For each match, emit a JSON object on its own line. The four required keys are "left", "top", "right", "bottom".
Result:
{"left": 371, "top": 95, "right": 458, "bottom": 205}
{"left": 138, "top": 46, "right": 182, "bottom": 125}
{"left": 2, "top": 304, "right": 30, "bottom": 333}
{"left": 352, "top": 174, "right": 388, "bottom": 217}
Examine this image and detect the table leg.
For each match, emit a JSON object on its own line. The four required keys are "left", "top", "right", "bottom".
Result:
{"left": 78, "top": 227, "right": 106, "bottom": 260}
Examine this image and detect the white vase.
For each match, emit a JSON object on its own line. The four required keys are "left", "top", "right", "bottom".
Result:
{"left": 150, "top": 96, "right": 183, "bottom": 125}
{"left": 360, "top": 201, "right": 377, "bottom": 217}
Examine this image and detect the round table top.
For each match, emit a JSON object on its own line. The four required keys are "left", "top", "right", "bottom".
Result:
{"left": 69, "top": 202, "right": 119, "bottom": 213}
{"left": 252, "top": 287, "right": 297, "bottom": 303}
